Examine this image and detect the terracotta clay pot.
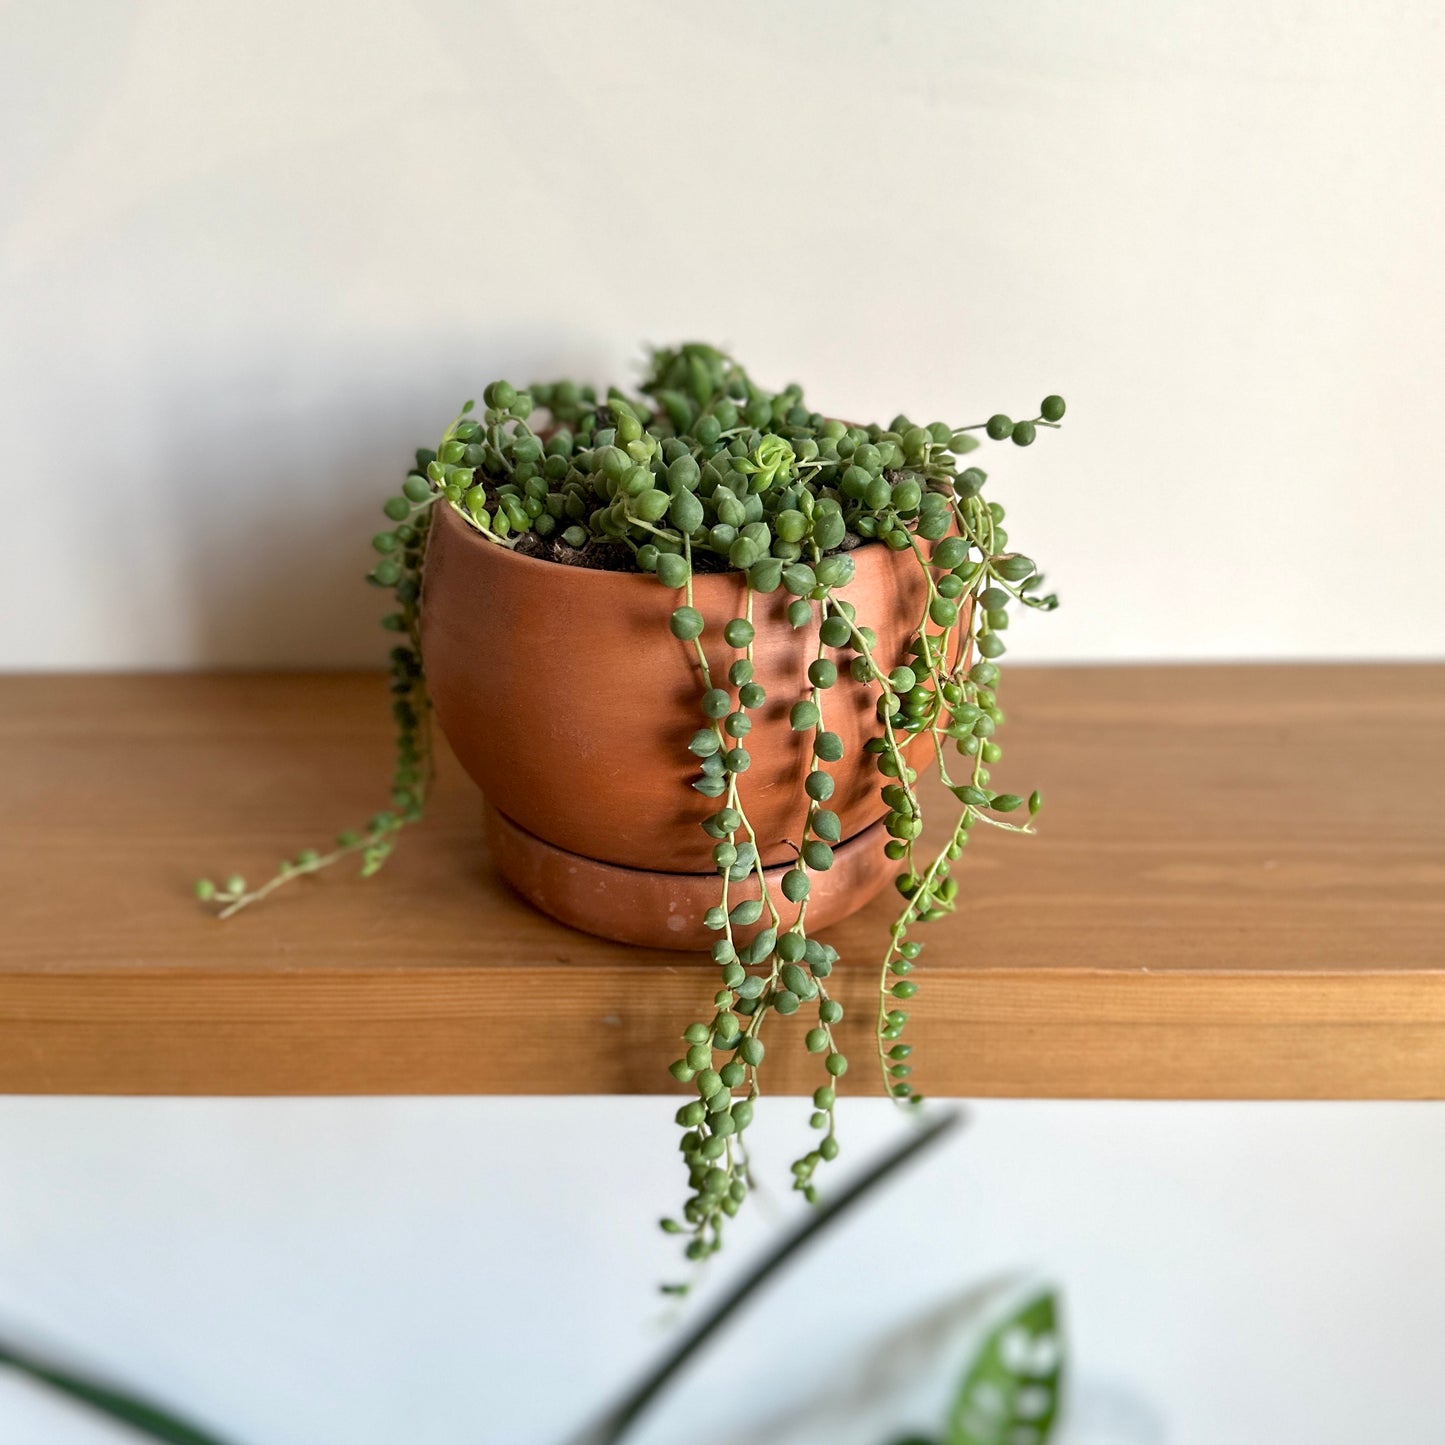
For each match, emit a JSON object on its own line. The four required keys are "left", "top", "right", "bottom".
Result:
{"left": 420, "top": 499, "right": 955, "bottom": 947}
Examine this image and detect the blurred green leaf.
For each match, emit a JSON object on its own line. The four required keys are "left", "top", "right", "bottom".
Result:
{"left": 946, "top": 1289, "right": 1063, "bottom": 1445}
{"left": 0, "top": 1340, "right": 240, "bottom": 1445}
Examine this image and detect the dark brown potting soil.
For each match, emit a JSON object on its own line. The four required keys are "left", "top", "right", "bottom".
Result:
{"left": 512, "top": 528, "right": 864, "bottom": 573}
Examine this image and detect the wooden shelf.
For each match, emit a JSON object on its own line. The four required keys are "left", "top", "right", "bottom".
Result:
{"left": 4, "top": 665, "right": 1444, "bottom": 1099}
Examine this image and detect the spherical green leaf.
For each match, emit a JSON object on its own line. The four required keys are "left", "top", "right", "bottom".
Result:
{"left": 669, "top": 490, "right": 704, "bottom": 534}
{"left": 929, "top": 596, "right": 959, "bottom": 627}
{"left": 995, "top": 554, "right": 1036, "bottom": 582}
{"left": 749, "top": 558, "right": 784, "bottom": 593}
{"left": 634, "top": 488, "right": 671, "bottom": 521}
{"left": 933, "top": 536, "right": 969, "bottom": 570}
{"left": 812, "top": 809, "right": 842, "bottom": 843}
{"left": 670, "top": 606, "right": 705, "bottom": 640}
{"left": 657, "top": 553, "right": 690, "bottom": 589}
{"left": 804, "top": 770, "right": 835, "bottom": 802}
{"left": 782, "top": 563, "right": 817, "bottom": 597}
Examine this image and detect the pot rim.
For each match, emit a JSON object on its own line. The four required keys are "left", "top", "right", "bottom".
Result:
{"left": 428, "top": 494, "right": 900, "bottom": 595}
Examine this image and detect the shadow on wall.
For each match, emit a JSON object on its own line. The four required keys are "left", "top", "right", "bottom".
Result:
{"left": 137, "top": 329, "right": 622, "bottom": 668}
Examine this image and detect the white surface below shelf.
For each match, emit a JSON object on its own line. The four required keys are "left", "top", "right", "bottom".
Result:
{"left": 1, "top": 1096, "right": 1442, "bottom": 1445}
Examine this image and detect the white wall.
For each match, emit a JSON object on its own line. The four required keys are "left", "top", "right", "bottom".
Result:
{"left": 3, "top": 0, "right": 1443, "bottom": 668}
{"left": 4, "top": 4, "right": 1444, "bottom": 1443}
{"left": 3, "top": 1099, "right": 1445, "bottom": 1445}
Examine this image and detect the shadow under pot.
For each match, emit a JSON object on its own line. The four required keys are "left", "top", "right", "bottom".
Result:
{"left": 419, "top": 499, "right": 956, "bottom": 949}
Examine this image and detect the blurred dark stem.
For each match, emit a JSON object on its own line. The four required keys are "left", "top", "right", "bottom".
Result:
{"left": 0, "top": 1340, "right": 239, "bottom": 1445}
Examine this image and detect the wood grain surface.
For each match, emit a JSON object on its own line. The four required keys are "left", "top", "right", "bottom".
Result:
{"left": 3, "top": 665, "right": 1443, "bottom": 1098}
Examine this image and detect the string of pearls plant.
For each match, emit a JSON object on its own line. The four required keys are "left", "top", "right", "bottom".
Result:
{"left": 197, "top": 345, "right": 1063, "bottom": 1286}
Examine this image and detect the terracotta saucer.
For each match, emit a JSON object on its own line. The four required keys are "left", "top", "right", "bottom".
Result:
{"left": 485, "top": 805, "right": 896, "bottom": 951}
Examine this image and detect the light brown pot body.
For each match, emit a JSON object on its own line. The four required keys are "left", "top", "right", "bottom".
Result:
{"left": 419, "top": 500, "right": 963, "bottom": 947}
{"left": 421, "top": 499, "right": 950, "bottom": 873}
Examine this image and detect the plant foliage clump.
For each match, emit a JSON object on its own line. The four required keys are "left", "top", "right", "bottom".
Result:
{"left": 198, "top": 344, "right": 1064, "bottom": 1286}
